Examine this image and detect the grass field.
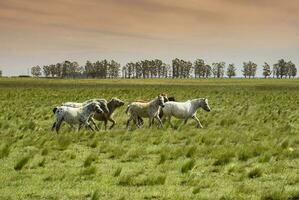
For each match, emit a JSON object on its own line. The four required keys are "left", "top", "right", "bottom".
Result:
{"left": 0, "top": 78, "right": 299, "bottom": 200}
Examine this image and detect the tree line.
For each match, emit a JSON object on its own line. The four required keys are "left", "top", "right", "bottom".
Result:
{"left": 30, "top": 58, "right": 297, "bottom": 79}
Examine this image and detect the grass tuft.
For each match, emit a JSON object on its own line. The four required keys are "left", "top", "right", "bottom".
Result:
{"left": 83, "top": 153, "right": 97, "bottom": 167}
{"left": 57, "top": 135, "right": 72, "bottom": 151}
{"left": 0, "top": 143, "right": 10, "bottom": 159}
{"left": 142, "top": 174, "right": 166, "bottom": 186}
{"left": 288, "top": 191, "right": 299, "bottom": 200}
{"left": 113, "top": 167, "right": 122, "bottom": 177}
{"left": 81, "top": 166, "right": 97, "bottom": 176}
{"left": 158, "top": 153, "right": 167, "bottom": 165}
{"left": 237, "top": 148, "right": 253, "bottom": 161}
{"left": 14, "top": 155, "right": 31, "bottom": 171}
{"left": 41, "top": 148, "right": 49, "bottom": 156}
{"left": 186, "top": 146, "right": 197, "bottom": 158}
{"left": 247, "top": 167, "right": 262, "bottom": 179}
{"left": 181, "top": 159, "right": 195, "bottom": 173}
{"left": 91, "top": 189, "right": 100, "bottom": 200}
{"left": 261, "top": 191, "right": 286, "bottom": 200}
{"left": 89, "top": 139, "right": 98, "bottom": 148}
{"left": 192, "top": 187, "right": 201, "bottom": 195}
{"left": 213, "top": 154, "right": 233, "bottom": 166}
{"left": 123, "top": 146, "right": 144, "bottom": 161}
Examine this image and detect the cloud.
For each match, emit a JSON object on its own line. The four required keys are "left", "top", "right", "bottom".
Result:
{"left": 0, "top": 0, "right": 298, "bottom": 75}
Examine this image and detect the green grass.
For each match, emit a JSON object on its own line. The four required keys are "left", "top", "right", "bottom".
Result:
{"left": 0, "top": 78, "right": 298, "bottom": 199}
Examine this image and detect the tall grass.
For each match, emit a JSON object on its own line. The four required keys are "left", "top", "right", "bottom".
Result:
{"left": 0, "top": 78, "right": 298, "bottom": 199}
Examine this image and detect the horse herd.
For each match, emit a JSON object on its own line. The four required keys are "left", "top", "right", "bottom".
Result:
{"left": 51, "top": 94, "right": 211, "bottom": 133}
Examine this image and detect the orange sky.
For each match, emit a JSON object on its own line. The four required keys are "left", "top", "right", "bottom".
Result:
{"left": 0, "top": 0, "right": 298, "bottom": 76}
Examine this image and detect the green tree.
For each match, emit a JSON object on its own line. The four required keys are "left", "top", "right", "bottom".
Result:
{"left": 31, "top": 65, "right": 42, "bottom": 77}
{"left": 108, "top": 60, "right": 120, "bottom": 78}
{"left": 194, "top": 59, "right": 205, "bottom": 78}
{"left": 212, "top": 62, "right": 225, "bottom": 78}
{"left": 49, "top": 64, "right": 56, "bottom": 77}
{"left": 204, "top": 65, "right": 212, "bottom": 78}
{"left": 55, "top": 63, "right": 62, "bottom": 78}
{"left": 62, "top": 60, "right": 72, "bottom": 78}
{"left": 125, "top": 62, "right": 135, "bottom": 79}
{"left": 43, "top": 65, "right": 51, "bottom": 77}
{"left": 262, "top": 62, "right": 271, "bottom": 78}
{"left": 226, "top": 64, "right": 236, "bottom": 78}
{"left": 242, "top": 61, "right": 257, "bottom": 78}
{"left": 286, "top": 61, "right": 297, "bottom": 78}
{"left": 85, "top": 61, "right": 95, "bottom": 78}
{"left": 273, "top": 59, "right": 287, "bottom": 78}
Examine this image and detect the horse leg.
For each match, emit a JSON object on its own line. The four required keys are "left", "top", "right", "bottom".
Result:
{"left": 90, "top": 117, "right": 100, "bottom": 131}
{"left": 104, "top": 119, "right": 108, "bottom": 130}
{"left": 137, "top": 116, "right": 143, "bottom": 127}
{"left": 51, "top": 122, "right": 56, "bottom": 131}
{"left": 55, "top": 119, "right": 63, "bottom": 133}
{"left": 86, "top": 122, "right": 95, "bottom": 131}
{"left": 126, "top": 116, "right": 133, "bottom": 129}
{"left": 155, "top": 116, "right": 163, "bottom": 128}
{"left": 78, "top": 123, "right": 84, "bottom": 131}
{"left": 133, "top": 115, "right": 141, "bottom": 128}
{"left": 108, "top": 117, "right": 116, "bottom": 129}
{"left": 184, "top": 118, "right": 189, "bottom": 125}
{"left": 148, "top": 117, "right": 153, "bottom": 128}
{"left": 168, "top": 116, "right": 175, "bottom": 129}
{"left": 192, "top": 116, "right": 203, "bottom": 128}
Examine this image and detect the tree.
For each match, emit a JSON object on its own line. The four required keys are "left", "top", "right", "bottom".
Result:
{"left": 273, "top": 59, "right": 288, "bottom": 78}
{"left": 272, "top": 63, "right": 279, "bottom": 78}
{"left": 286, "top": 61, "right": 297, "bottom": 78}
{"left": 212, "top": 62, "right": 225, "bottom": 78}
{"left": 125, "top": 62, "right": 135, "bottom": 79}
{"left": 49, "top": 64, "right": 56, "bottom": 77}
{"left": 62, "top": 60, "right": 72, "bottom": 78}
{"left": 55, "top": 63, "right": 62, "bottom": 78}
{"left": 85, "top": 61, "right": 95, "bottom": 78}
{"left": 42, "top": 65, "right": 51, "bottom": 77}
{"left": 204, "top": 65, "right": 212, "bottom": 78}
{"left": 242, "top": 61, "right": 257, "bottom": 78}
{"left": 31, "top": 65, "right": 42, "bottom": 77}
{"left": 0, "top": 70, "right": 2, "bottom": 77}
{"left": 108, "top": 60, "right": 120, "bottom": 78}
{"left": 172, "top": 58, "right": 180, "bottom": 78}
{"left": 194, "top": 59, "right": 205, "bottom": 78}
{"left": 262, "top": 62, "right": 271, "bottom": 78}
{"left": 172, "top": 59, "right": 192, "bottom": 78}
{"left": 226, "top": 64, "right": 236, "bottom": 78}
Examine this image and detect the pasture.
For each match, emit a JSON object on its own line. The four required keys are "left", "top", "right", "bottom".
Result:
{"left": 0, "top": 78, "right": 298, "bottom": 200}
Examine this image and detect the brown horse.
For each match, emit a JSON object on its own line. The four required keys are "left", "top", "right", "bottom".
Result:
{"left": 136, "top": 96, "right": 176, "bottom": 126}
{"left": 91, "top": 97, "right": 125, "bottom": 130}
{"left": 126, "top": 95, "right": 166, "bottom": 129}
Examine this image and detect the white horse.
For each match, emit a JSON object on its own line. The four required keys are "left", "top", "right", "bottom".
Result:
{"left": 63, "top": 99, "right": 109, "bottom": 113}
{"left": 126, "top": 95, "right": 165, "bottom": 128}
{"left": 162, "top": 98, "right": 211, "bottom": 128}
{"left": 52, "top": 102, "right": 103, "bottom": 133}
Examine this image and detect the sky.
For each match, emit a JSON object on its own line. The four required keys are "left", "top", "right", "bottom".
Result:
{"left": 0, "top": 0, "right": 298, "bottom": 76}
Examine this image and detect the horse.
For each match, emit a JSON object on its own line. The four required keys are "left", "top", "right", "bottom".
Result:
{"left": 52, "top": 102, "right": 103, "bottom": 133}
{"left": 62, "top": 98, "right": 109, "bottom": 113}
{"left": 126, "top": 95, "right": 165, "bottom": 129}
{"left": 92, "top": 97, "right": 125, "bottom": 130}
{"left": 136, "top": 96, "right": 176, "bottom": 126}
{"left": 162, "top": 98, "right": 210, "bottom": 128}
